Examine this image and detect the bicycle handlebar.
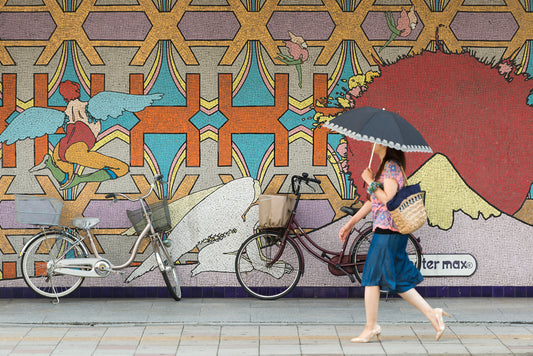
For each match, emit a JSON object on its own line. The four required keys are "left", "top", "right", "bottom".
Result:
{"left": 105, "top": 175, "right": 165, "bottom": 202}
{"left": 291, "top": 173, "right": 321, "bottom": 195}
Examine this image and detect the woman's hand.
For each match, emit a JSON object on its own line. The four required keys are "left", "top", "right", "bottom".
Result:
{"left": 339, "top": 222, "right": 354, "bottom": 242}
{"left": 361, "top": 167, "right": 374, "bottom": 185}
{"left": 338, "top": 201, "right": 372, "bottom": 243}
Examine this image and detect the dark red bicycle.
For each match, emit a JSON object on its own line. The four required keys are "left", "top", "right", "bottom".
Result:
{"left": 235, "top": 173, "right": 423, "bottom": 300}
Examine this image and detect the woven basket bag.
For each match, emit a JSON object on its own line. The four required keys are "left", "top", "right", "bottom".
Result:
{"left": 386, "top": 166, "right": 428, "bottom": 234}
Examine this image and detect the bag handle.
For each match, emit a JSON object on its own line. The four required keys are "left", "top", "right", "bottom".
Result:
{"left": 399, "top": 165, "right": 409, "bottom": 188}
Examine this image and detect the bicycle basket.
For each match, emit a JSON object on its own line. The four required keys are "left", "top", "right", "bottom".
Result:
{"left": 15, "top": 195, "right": 63, "bottom": 226}
{"left": 126, "top": 199, "right": 171, "bottom": 235}
{"left": 258, "top": 194, "right": 295, "bottom": 229}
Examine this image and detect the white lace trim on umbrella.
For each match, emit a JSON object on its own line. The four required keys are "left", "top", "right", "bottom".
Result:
{"left": 323, "top": 122, "right": 433, "bottom": 153}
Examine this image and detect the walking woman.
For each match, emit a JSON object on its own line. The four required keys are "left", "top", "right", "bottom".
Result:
{"left": 339, "top": 143, "right": 449, "bottom": 343}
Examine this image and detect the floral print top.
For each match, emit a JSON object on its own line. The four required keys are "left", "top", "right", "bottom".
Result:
{"left": 371, "top": 160, "right": 405, "bottom": 231}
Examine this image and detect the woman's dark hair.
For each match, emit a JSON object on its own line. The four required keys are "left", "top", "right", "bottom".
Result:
{"left": 375, "top": 146, "right": 406, "bottom": 179}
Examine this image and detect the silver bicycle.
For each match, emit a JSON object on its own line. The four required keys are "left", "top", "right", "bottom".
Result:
{"left": 17, "top": 175, "right": 180, "bottom": 303}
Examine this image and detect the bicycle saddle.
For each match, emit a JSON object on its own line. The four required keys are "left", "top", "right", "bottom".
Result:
{"left": 341, "top": 206, "right": 359, "bottom": 216}
{"left": 72, "top": 217, "right": 100, "bottom": 229}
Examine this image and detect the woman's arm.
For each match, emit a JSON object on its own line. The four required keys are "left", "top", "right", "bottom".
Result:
{"left": 373, "top": 178, "right": 398, "bottom": 205}
{"left": 362, "top": 165, "right": 399, "bottom": 206}
{"left": 339, "top": 200, "right": 372, "bottom": 242}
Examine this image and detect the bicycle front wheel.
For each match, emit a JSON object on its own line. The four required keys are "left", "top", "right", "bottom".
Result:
{"left": 235, "top": 232, "right": 302, "bottom": 300}
{"left": 153, "top": 239, "right": 181, "bottom": 301}
{"left": 21, "top": 231, "right": 88, "bottom": 299}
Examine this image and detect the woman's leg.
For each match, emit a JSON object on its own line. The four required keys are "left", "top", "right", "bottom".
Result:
{"left": 352, "top": 286, "right": 381, "bottom": 341}
{"left": 364, "top": 286, "right": 380, "bottom": 328}
{"left": 398, "top": 288, "right": 440, "bottom": 331}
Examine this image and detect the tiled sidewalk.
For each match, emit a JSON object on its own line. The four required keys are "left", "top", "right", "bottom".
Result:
{"left": 0, "top": 323, "right": 532, "bottom": 355}
{"left": 0, "top": 297, "right": 531, "bottom": 355}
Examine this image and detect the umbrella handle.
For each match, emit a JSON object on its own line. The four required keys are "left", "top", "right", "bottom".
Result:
{"left": 368, "top": 142, "right": 376, "bottom": 168}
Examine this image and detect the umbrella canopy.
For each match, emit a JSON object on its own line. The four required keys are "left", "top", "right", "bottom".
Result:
{"left": 324, "top": 106, "right": 432, "bottom": 153}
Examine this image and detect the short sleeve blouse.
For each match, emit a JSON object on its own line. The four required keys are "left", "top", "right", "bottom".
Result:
{"left": 370, "top": 160, "right": 405, "bottom": 231}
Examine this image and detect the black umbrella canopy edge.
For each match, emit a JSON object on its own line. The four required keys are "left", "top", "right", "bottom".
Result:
{"left": 323, "top": 107, "right": 433, "bottom": 153}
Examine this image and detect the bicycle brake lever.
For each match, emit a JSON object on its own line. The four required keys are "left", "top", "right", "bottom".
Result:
{"left": 105, "top": 193, "right": 118, "bottom": 203}
{"left": 304, "top": 181, "right": 316, "bottom": 192}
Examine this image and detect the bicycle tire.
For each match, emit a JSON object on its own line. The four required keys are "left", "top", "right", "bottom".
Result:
{"left": 153, "top": 239, "right": 181, "bottom": 301}
{"left": 351, "top": 229, "right": 422, "bottom": 283}
{"left": 21, "top": 230, "right": 88, "bottom": 299}
{"left": 235, "top": 232, "right": 302, "bottom": 300}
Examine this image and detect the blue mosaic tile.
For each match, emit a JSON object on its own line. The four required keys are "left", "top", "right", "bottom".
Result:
{"left": 335, "top": 287, "right": 349, "bottom": 298}
{"left": 233, "top": 287, "right": 250, "bottom": 298}
{"left": 470, "top": 286, "right": 482, "bottom": 297}
{"left": 503, "top": 287, "right": 515, "bottom": 297}
{"left": 493, "top": 286, "right": 504, "bottom": 297}
{"left": 437, "top": 287, "right": 448, "bottom": 297}
{"left": 190, "top": 287, "right": 202, "bottom": 298}
{"left": 448, "top": 287, "right": 461, "bottom": 297}
{"left": 481, "top": 286, "right": 493, "bottom": 297}
{"left": 224, "top": 287, "right": 237, "bottom": 298}
{"left": 515, "top": 287, "right": 527, "bottom": 297}
{"left": 348, "top": 287, "right": 364, "bottom": 298}
{"left": 527, "top": 287, "right": 533, "bottom": 297}
{"left": 1, "top": 286, "right": 532, "bottom": 299}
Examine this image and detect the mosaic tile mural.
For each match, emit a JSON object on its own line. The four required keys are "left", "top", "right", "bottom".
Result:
{"left": 0, "top": 0, "right": 532, "bottom": 294}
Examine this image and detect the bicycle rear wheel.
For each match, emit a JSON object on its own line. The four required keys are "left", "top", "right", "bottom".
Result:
{"left": 235, "top": 232, "right": 302, "bottom": 300}
{"left": 350, "top": 229, "right": 422, "bottom": 283}
{"left": 153, "top": 238, "right": 181, "bottom": 301}
{"left": 21, "top": 231, "right": 88, "bottom": 299}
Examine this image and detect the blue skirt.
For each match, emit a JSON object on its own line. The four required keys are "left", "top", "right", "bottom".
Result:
{"left": 361, "top": 232, "right": 423, "bottom": 294}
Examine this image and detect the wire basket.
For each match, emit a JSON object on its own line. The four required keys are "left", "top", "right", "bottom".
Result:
{"left": 15, "top": 195, "right": 63, "bottom": 226}
{"left": 126, "top": 199, "right": 171, "bottom": 235}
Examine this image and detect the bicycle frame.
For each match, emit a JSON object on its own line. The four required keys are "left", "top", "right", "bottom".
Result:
{"left": 19, "top": 210, "right": 160, "bottom": 279}
{"left": 267, "top": 178, "right": 371, "bottom": 279}
{"left": 19, "top": 187, "right": 164, "bottom": 279}
{"left": 270, "top": 212, "right": 370, "bottom": 277}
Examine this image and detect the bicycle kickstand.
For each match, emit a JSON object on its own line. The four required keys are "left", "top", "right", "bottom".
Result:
{"left": 48, "top": 275, "right": 60, "bottom": 305}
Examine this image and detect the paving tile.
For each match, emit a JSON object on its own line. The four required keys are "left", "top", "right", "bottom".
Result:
{"left": 341, "top": 341, "right": 386, "bottom": 356}
{"left": 179, "top": 325, "right": 220, "bottom": 346}
{"left": 411, "top": 324, "right": 461, "bottom": 343}
{"left": 300, "top": 343, "right": 343, "bottom": 355}
{"left": 221, "top": 325, "right": 259, "bottom": 339}
{"left": 377, "top": 325, "right": 418, "bottom": 342}
{"left": 134, "top": 344, "right": 178, "bottom": 355}
{"left": 297, "top": 324, "right": 340, "bottom": 344}
{"left": 51, "top": 346, "right": 97, "bottom": 356}
{"left": 463, "top": 342, "right": 513, "bottom": 355}
{"left": 260, "top": 325, "right": 300, "bottom": 345}
{"left": 217, "top": 344, "right": 259, "bottom": 356}
{"left": 507, "top": 345, "right": 533, "bottom": 355}
{"left": 422, "top": 342, "right": 470, "bottom": 355}
{"left": 175, "top": 344, "right": 218, "bottom": 356}
{"left": 380, "top": 341, "right": 428, "bottom": 355}
{"left": 11, "top": 344, "right": 57, "bottom": 354}
{"left": 259, "top": 343, "right": 301, "bottom": 355}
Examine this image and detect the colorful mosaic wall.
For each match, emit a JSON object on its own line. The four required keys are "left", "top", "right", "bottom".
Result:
{"left": 0, "top": 0, "right": 532, "bottom": 297}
